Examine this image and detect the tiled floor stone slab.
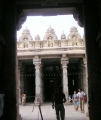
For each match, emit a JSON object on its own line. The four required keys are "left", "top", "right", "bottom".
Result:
{"left": 19, "top": 103, "right": 89, "bottom": 120}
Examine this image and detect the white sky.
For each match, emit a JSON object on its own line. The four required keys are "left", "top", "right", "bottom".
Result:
{"left": 17, "top": 15, "right": 84, "bottom": 40}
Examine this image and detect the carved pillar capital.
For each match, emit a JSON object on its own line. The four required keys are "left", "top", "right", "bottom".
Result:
{"left": 34, "top": 62, "right": 41, "bottom": 69}
{"left": 61, "top": 61, "right": 69, "bottom": 67}
{"left": 82, "top": 58, "right": 87, "bottom": 68}
{"left": 61, "top": 54, "right": 69, "bottom": 67}
{"left": 33, "top": 56, "right": 41, "bottom": 62}
{"left": 33, "top": 56, "right": 41, "bottom": 68}
{"left": 81, "top": 63, "right": 86, "bottom": 69}
{"left": 83, "top": 62, "right": 86, "bottom": 68}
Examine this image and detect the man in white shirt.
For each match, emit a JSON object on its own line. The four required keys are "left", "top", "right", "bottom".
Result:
{"left": 77, "top": 88, "right": 86, "bottom": 112}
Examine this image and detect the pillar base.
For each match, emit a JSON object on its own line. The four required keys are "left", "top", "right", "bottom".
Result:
{"left": 35, "top": 95, "right": 43, "bottom": 105}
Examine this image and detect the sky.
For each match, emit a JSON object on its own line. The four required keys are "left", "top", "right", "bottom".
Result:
{"left": 17, "top": 15, "right": 84, "bottom": 40}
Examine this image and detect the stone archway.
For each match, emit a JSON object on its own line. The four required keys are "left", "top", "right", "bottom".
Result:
{"left": 16, "top": 2, "right": 87, "bottom": 120}
{"left": 1, "top": 0, "right": 101, "bottom": 120}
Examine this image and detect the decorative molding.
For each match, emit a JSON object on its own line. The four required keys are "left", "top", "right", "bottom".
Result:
{"left": 17, "top": 26, "right": 85, "bottom": 57}
{"left": 17, "top": 47, "right": 85, "bottom": 53}
{"left": 17, "top": 26, "right": 84, "bottom": 49}
{"left": 17, "top": 37, "right": 84, "bottom": 49}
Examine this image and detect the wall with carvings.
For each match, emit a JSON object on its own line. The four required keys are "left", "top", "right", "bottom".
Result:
{"left": 17, "top": 26, "right": 85, "bottom": 50}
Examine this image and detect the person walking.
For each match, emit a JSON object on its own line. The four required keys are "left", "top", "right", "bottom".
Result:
{"left": 72, "top": 91, "right": 79, "bottom": 111}
{"left": 52, "top": 85, "right": 66, "bottom": 120}
{"left": 77, "top": 88, "right": 86, "bottom": 113}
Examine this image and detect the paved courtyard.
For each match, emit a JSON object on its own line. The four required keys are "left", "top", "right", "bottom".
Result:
{"left": 19, "top": 103, "right": 89, "bottom": 120}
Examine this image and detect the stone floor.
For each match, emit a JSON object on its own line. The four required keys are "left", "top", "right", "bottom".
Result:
{"left": 19, "top": 103, "right": 89, "bottom": 120}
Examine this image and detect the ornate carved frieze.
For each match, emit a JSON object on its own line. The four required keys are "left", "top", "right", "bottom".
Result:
{"left": 17, "top": 47, "right": 85, "bottom": 54}
{"left": 17, "top": 26, "right": 85, "bottom": 54}
{"left": 54, "top": 40, "right": 59, "bottom": 47}
{"left": 34, "top": 41, "right": 41, "bottom": 48}
{"left": 61, "top": 40, "right": 68, "bottom": 47}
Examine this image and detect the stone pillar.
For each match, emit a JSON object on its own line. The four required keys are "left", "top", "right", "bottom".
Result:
{"left": 40, "top": 64, "right": 44, "bottom": 103}
{"left": 83, "top": 1, "right": 101, "bottom": 119}
{"left": 16, "top": 60, "right": 22, "bottom": 120}
{"left": 61, "top": 54, "right": 69, "bottom": 103}
{"left": 20, "top": 66, "right": 25, "bottom": 95}
{"left": 33, "top": 56, "right": 42, "bottom": 105}
{"left": 82, "top": 58, "right": 89, "bottom": 117}
{"left": 82, "top": 58, "right": 87, "bottom": 93}
{"left": 18, "top": 62, "right": 22, "bottom": 104}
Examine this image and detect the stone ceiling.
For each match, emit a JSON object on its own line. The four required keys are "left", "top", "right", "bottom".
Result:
{"left": 16, "top": 0, "right": 84, "bottom": 32}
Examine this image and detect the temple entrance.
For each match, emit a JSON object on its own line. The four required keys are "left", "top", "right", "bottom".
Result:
{"left": 20, "top": 60, "right": 35, "bottom": 102}
{"left": 68, "top": 58, "right": 82, "bottom": 97}
{"left": 68, "top": 69, "right": 79, "bottom": 96}
{"left": 42, "top": 58, "right": 62, "bottom": 102}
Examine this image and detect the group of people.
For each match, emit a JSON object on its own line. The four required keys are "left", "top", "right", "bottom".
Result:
{"left": 52, "top": 86, "right": 86, "bottom": 120}
{"left": 72, "top": 89, "right": 86, "bottom": 112}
